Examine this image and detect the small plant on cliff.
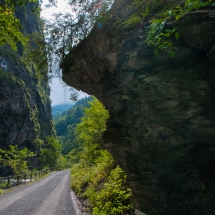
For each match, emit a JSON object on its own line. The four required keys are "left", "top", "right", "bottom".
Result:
{"left": 123, "top": 0, "right": 155, "bottom": 28}
{"left": 146, "top": 0, "right": 215, "bottom": 57}
{"left": 123, "top": 6, "right": 149, "bottom": 28}
{"left": 22, "top": 32, "right": 49, "bottom": 80}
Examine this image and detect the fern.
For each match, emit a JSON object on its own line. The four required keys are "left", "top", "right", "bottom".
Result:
{"left": 123, "top": 16, "right": 142, "bottom": 27}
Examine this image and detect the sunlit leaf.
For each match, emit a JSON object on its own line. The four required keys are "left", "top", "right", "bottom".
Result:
{"left": 175, "top": 31, "right": 180, "bottom": 40}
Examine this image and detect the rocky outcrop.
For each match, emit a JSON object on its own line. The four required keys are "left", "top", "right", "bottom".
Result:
{"left": 0, "top": 3, "right": 53, "bottom": 159}
{"left": 61, "top": 0, "right": 215, "bottom": 214}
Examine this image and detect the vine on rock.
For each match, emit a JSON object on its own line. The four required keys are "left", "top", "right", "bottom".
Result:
{"left": 146, "top": 0, "right": 215, "bottom": 57}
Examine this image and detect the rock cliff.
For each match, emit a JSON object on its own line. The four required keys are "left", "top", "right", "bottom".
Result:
{"left": 0, "top": 3, "right": 53, "bottom": 161}
{"left": 61, "top": 0, "right": 215, "bottom": 214}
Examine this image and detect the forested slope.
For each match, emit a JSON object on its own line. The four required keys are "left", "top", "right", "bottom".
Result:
{"left": 52, "top": 103, "right": 74, "bottom": 117}
{"left": 54, "top": 96, "right": 92, "bottom": 154}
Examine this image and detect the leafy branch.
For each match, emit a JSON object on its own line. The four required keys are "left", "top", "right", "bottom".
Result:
{"left": 0, "top": 5, "right": 28, "bottom": 50}
{"left": 146, "top": 0, "right": 215, "bottom": 57}
{"left": 0, "top": 145, "right": 35, "bottom": 175}
{"left": 43, "top": 0, "right": 113, "bottom": 76}
{"left": 0, "top": 0, "right": 57, "bottom": 50}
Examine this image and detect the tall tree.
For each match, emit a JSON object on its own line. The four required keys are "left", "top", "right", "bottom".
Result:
{"left": 75, "top": 97, "right": 109, "bottom": 163}
{"left": 0, "top": 146, "right": 34, "bottom": 175}
{"left": 44, "top": 0, "right": 114, "bottom": 75}
{"left": 40, "top": 136, "right": 61, "bottom": 168}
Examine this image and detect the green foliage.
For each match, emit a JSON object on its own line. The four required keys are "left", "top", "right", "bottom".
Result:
{"left": 0, "top": 189, "right": 3, "bottom": 195}
{"left": 22, "top": 32, "right": 48, "bottom": 81}
{"left": 40, "top": 136, "right": 61, "bottom": 168}
{"left": 146, "top": 0, "right": 214, "bottom": 57}
{"left": 75, "top": 98, "right": 109, "bottom": 155}
{"left": 91, "top": 166, "right": 132, "bottom": 215}
{"left": 54, "top": 97, "right": 92, "bottom": 154}
{"left": 54, "top": 97, "right": 92, "bottom": 135}
{"left": 0, "top": 145, "right": 35, "bottom": 175}
{"left": 123, "top": 15, "right": 142, "bottom": 28}
{"left": 184, "top": 0, "right": 213, "bottom": 9}
{"left": 0, "top": 0, "right": 57, "bottom": 51}
{"left": 2, "top": 0, "right": 57, "bottom": 10}
{"left": 33, "top": 137, "right": 44, "bottom": 148}
{"left": 3, "top": 0, "right": 37, "bottom": 8}
{"left": 123, "top": 5, "right": 150, "bottom": 28}
{"left": 70, "top": 98, "right": 132, "bottom": 214}
{"left": 52, "top": 103, "right": 74, "bottom": 117}
{"left": 71, "top": 153, "right": 132, "bottom": 215}
{"left": 55, "top": 154, "right": 68, "bottom": 170}
{"left": 123, "top": 0, "right": 159, "bottom": 29}
{"left": 0, "top": 5, "right": 28, "bottom": 50}
{"left": 71, "top": 150, "right": 114, "bottom": 193}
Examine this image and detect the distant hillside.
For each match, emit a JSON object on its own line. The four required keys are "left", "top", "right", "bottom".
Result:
{"left": 52, "top": 103, "right": 74, "bottom": 116}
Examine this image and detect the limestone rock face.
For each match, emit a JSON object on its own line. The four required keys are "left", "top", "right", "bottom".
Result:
{"left": 0, "top": 3, "right": 53, "bottom": 157}
{"left": 61, "top": 0, "right": 215, "bottom": 214}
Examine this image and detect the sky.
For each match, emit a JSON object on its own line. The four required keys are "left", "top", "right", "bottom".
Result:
{"left": 40, "top": 0, "right": 88, "bottom": 106}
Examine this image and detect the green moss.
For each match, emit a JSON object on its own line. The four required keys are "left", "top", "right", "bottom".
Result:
{"left": 33, "top": 137, "right": 44, "bottom": 148}
{"left": 21, "top": 32, "right": 48, "bottom": 82}
{"left": 0, "top": 68, "right": 22, "bottom": 85}
{"left": 0, "top": 68, "right": 41, "bottom": 135}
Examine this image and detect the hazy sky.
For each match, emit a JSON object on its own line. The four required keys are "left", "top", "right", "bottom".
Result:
{"left": 41, "top": 0, "right": 88, "bottom": 106}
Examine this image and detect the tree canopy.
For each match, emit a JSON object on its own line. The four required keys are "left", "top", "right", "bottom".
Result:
{"left": 40, "top": 136, "right": 61, "bottom": 168}
{"left": 0, "top": 3, "right": 28, "bottom": 50}
{"left": 0, "top": 145, "right": 34, "bottom": 175}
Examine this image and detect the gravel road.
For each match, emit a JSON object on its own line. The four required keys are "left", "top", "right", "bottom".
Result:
{"left": 0, "top": 170, "right": 76, "bottom": 215}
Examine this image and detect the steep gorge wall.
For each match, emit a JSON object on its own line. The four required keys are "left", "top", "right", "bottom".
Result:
{"left": 61, "top": 0, "right": 215, "bottom": 214}
{"left": 0, "top": 3, "right": 53, "bottom": 159}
